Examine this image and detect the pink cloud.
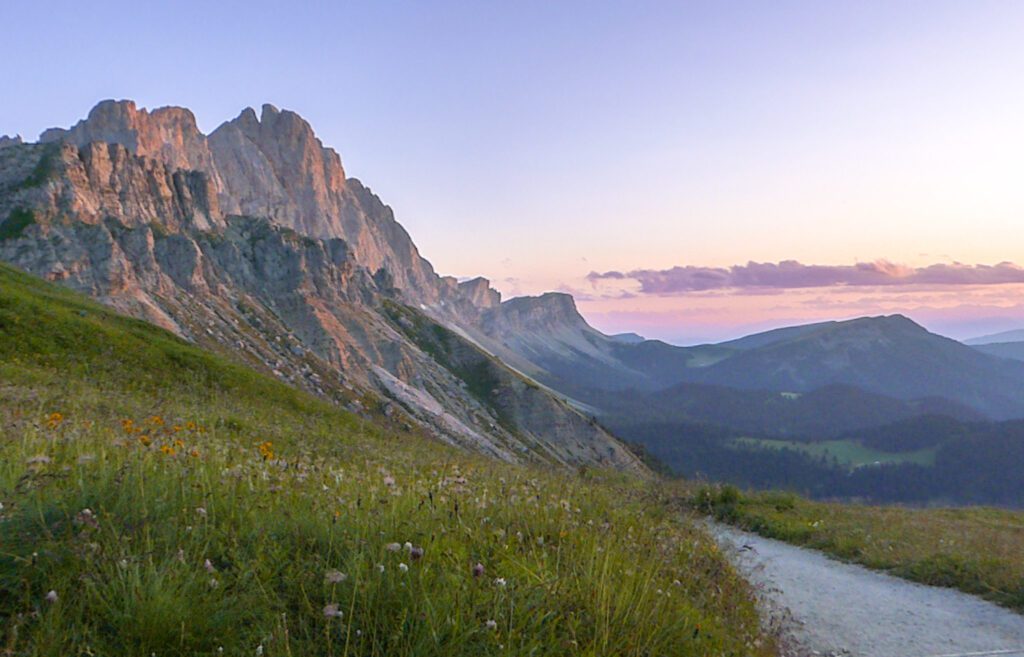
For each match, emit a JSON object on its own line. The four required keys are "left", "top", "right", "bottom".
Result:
{"left": 587, "top": 260, "right": 1024, "bottom": 295}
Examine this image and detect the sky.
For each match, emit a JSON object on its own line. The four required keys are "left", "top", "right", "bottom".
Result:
{"left": 3, "top": 1, "right": 1024, "bottom": 343}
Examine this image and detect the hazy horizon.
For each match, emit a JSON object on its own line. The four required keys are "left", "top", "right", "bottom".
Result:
{"left": 5, "top": 0, "right": 1024, "bottom": 343}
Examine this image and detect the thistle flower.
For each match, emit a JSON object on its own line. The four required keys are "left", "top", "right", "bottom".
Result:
{"left": 385, "top": 542, "right": 401, "bottom": 552}
{"left": 410, "top": 546, "right": 425, "bottom": 561}
{"left": 494, "top": 577, "right": 506, "bottom": 587}
{"left": 45, "top": 590, "right": 58, "bottom": 604}
{"left": 195, "top": 507, "right": 208, "bottom": 517}
{"left": 204, "top": 559, "right": 216, "bottom": 573}
{"left": 323, "top": 603, "right": 344, "bottom": 618}
{"left": 472, "top": 562, "right": 485, "bottom": 578}
{"left": 324, "top": 570, "right": 347, "bottom": 584}
{"left": 398, "top": 562, "right": 409, "bottom": 572}
{"left": 383, "top": 475, "right": 396, "bottom": 487}
{"left": 485, "top": 619, "right": 498, "bottom": 631}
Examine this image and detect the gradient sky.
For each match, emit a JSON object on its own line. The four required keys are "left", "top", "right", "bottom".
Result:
{"left": 4, "top": 1, "right": 1024, "bottom": 343}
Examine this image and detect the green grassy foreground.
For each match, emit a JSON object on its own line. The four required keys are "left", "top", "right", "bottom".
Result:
{"left": 691, "top": 484, "right": 1024, "bottom": 612}
{"left": 0, "top": 263, "right": 773, "bottom": 657}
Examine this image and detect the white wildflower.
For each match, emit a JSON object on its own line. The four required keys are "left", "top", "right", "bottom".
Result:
{"left": 324, "top": 570, "right": 347, "bottom": 584}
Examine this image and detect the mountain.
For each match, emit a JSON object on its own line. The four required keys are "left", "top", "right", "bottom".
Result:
{"left": 478, "top": 295, "right": 1024, "bottom": 420}
{"left": 973, "top": 341, "right": 1024, "bottom": 362}
{"left": 0, "top": 99, "right": 642, "bottom": 472}
{"left": 462, "top": 292, "right": 721, "bottom": 395}
{"left": 682, "top": 315, "right": 1024, "bottom": 419}
{"left": 964, "top": 328, "right": 1024, "bottom": 345}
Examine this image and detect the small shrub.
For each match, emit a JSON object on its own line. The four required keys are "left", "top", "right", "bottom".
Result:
{"left": 0, "top": 208, "right": 35, "bottom": 240}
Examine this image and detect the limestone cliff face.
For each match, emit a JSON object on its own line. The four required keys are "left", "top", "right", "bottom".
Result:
{"left": 0, "top": 102, "right": 643, "bottom": 473}
{"left": 40, "top": 100, "right": 227, "bottom": 196}
{"left": 38, "top": 100, "right": 455, "bottom": 305}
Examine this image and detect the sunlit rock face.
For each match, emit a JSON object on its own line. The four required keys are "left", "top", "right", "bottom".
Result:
{"left": 0, "top": 100, "right": 644, "bottom": 474}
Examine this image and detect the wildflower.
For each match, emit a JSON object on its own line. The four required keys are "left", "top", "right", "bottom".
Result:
{"left": 204, "top": 559, "right": 216, "bottom": 573}
{"left": 160, "top": 445, "right": 176, "bottom": 456}
{"left": 74, "top": 508, "right": 98, "bottom": 529}
{"left": 258, "top": 441, "right": 274, "bottom": 460}
{"left": 190, "top": 449, "right": 200, "bottom": 458}
{"left": 410, "top": 546, "right": 424, "bottom": 561}
{"left": 209, "top": 578, "right": 219, "bottom": 588}
{"left": 398, "top": 563, "right": 409, "bottom": 572}
{"left": 377, "top": 564, "right": 385, "bottom": 573}
{"left": 385, "top": 542, "right": 401, "bottom": 552}
{"left": 472, "top": 562, "right": 485, "bottom": 578}
{"left": 485, "top": 619, "right": 498, "bottom": 631}
{"left": 46, "top": 412, "right": 63, "bottom": 429}
{"left": 139, "top": 435, "right": 151, "bottom": 446}
{"left": 122, "top": 419, "right": 135, "bottom": 433}
{"left": 383, "top": 475, "right": 396, "bottom": 487}
{"left": 322, "top": 603, "right": 344, "bottom": 618}
{"left": 45, "top": 590, "right": 58, "bottom": 604}
{"left": 174, "top": 439, "right": 185, "bottom": 449}
{"left": 148, "top": 415, "right": 164, "bottom": 426}
{"left": 195, "top": 507, "right": 207, "bottom": 517}
{"left": 256, "top": 645, "right": 264, "bottom": 656}
{"left": 403, "top": 541, "right": 413, "bottom": 551}
{"left": 494, "top": 577, "right": 506, "bottom": 588}
{"left": 325, "top": 570, "right": 347, "bottom": 584}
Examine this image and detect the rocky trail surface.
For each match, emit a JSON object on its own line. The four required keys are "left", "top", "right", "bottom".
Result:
{"left": 710, "top": 523, "right": 1024, "bottom": 657}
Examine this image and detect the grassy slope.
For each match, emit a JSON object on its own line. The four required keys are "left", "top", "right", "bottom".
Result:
{"left": 690, "top": 484, "right": 1024, "bottom": 612}
{"left": 0, "top": 263, "right": 772, "bottom": 657}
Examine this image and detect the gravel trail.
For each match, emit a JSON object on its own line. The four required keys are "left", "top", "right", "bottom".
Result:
{"left": 710, "top": 523, "right": 1024, "bottom": 657}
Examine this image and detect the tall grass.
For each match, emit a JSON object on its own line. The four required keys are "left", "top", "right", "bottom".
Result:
{"left": 0, "top": 264, "right": 773, "bottom": 656}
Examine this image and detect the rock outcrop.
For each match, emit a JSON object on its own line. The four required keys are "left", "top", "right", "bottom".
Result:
{"left": 0, "top": 100, "right": 643, "bottom": 473}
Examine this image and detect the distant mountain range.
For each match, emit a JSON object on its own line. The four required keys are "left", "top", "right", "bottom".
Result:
{"left": 467, "top": 292, "right": 1024, "bottom": 421}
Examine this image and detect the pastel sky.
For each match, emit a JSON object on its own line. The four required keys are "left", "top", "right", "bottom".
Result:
{"left": 4, "top": 1, "right": 1024, "bottom": 343}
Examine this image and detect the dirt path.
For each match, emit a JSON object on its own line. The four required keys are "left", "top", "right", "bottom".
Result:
{"left": 710, "top": 523, "right": 1024, "bottom": 657}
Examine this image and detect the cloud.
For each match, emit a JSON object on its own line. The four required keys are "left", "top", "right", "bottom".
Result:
{"left": 587, "top": 260, "right": 1024, "bottom": 295}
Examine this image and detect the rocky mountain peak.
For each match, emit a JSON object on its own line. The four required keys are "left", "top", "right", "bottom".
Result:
{"left": 481, "top": 292, "right": 592, "bottom": 336}
{"left": 39, "top": 99, "right": 220, "bottom": 180}
{"left": 18, "top": 98, "right": 503, "bottom": 309}
{"left": 457, "top": 277, "right": 501, "bottom": 309}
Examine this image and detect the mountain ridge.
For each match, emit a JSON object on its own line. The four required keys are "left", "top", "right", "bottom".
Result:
{"left": 0, "top": 99, "right": 642, "bottom": 473}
